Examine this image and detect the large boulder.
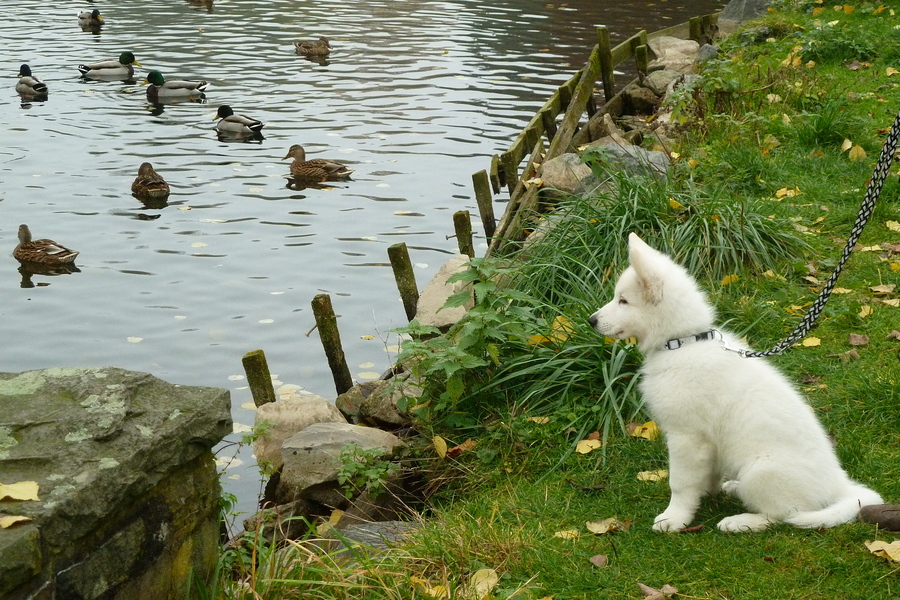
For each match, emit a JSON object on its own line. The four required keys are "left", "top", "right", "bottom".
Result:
{"left": 0, "top": 367, "right": 231, "bottom": 600}
{"left": 415, "top": 254, "right": 473, "bottom": 332}
{"left": 648, "top": 36, "right": 701, "bottom": 73}
{"left": 539, "top": 153, "right": 593, "bottom": 193}
{"left": 253, "top": 393, "right": 347, "bottom": 473}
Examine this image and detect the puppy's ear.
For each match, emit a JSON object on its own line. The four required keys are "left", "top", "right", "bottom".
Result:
{"left": 628, "top": 233, "right": 664, "bottom": 305}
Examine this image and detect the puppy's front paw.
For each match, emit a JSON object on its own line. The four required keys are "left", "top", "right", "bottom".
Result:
{"left": 652, "top": 511, "right": 691, "bottom": 532}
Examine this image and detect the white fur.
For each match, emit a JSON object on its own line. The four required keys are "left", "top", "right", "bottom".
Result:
{"left": 589, "top": 233, "right": 882, "bottom": 532}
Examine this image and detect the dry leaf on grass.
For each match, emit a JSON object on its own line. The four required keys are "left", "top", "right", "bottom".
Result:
{"left": 433, "top": 435, "right": 448, "bottom": 459}
{"left": 870, "top": 284, "right": 897, "bottom": 294}
{"left": 637, "top": 583, "right": 679, "bottom": 600}
{"left": 586, "top": 517, "right": 631, "bottom": 534}
{"left": 589, "top": 554, "right": 609, "bottom": 568}
{"left": 637, "top": 469, "right": 668, "bottom": 482}
{"left": 828, "top": 349, "right": 860, "bottom": 363}
{"left": 465, "top": 568, "right": 499, "bottom": 600}
{"left": 865, "top": 540, "right": 900, "bottom": 562}
{"left": 554, "top": 529, "right": 580, "bottom": 540}
{"left": 859, "top": 305, "right": 873, "bottom": 319}
{"left": 627, "top": 421, "right": 660, "bottom": 441}
{"left": 800, "top": 337, "right": 821, "bottom": 347}
{"left": 849, "top": 333, "right": 870, "bottom": 346}
{"left": 447, "top": 439, "right": 477, "bottom": 459}
{"left": 888, "top": 330, "right": 900, "bottom": 340}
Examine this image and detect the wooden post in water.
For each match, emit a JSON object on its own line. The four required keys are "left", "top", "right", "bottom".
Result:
{"left": 598, "top": 26, "right": 614, "bottom": 102}
{"left": 635, "top": 45, "right": 649, "bottom": 75}
{"left": 242, "top": 349, "right": 276, "bottom": 407}
{"left": 472, "top": 170, "right": 496, "bottom": 243}
{"left": 388, "top": 242, "right": 419, "bottom": 321}
{"left": 311, "top": 294, "right": 354, "bottom": 395}
{"left": 453, "top": 210, "right": 475, "bottom": 258}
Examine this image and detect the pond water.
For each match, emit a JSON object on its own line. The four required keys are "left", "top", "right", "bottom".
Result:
{"left": 1, "top": 0, "right": 724, "bottom": 515}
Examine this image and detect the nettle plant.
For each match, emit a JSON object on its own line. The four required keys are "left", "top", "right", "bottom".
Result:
{"left": 336, "top": 443, "right": 400, "bottom": 499}
{"left": 392, "top": 257, "right": 541, "bottom": 424}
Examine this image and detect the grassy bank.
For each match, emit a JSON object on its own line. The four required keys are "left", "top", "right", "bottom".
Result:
{"left": 199, "top": 1, "right": 900, "bottom": 598}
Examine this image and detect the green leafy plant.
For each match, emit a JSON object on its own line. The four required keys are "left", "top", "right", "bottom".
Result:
{"left": 336, "top": 443, "right": 400, "bottom": 499}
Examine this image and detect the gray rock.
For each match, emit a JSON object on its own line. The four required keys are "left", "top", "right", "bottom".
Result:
{"left": 253, "top": 393, "right": 347, "bottom": 472}
{"left": 624, "top": 83, "right": 660, "bottom": 114}
{"left": 643, "top": 69, "right": 682, "bottom": 96}
{"left": 415, "top": 254, "right": 473, "bottom": 332}
{"left": 648, "top": 36, "right": 700, "bottom": 73}
{"left": 278, "top": 422, "right": 403, "bottom": 500}
{"left": 582, "top": 142, "right": 670, "bottom": 179}
{"left": 337, "top": 378, "right": 417, "bottom": 428}
{"left": 539, "top": 153, "right": 593, "bottom": 193}
{"left": 0, "top": 367, "right": 230, "bottom": 600}
{"left": 695, "top": 43, "right": 719, "bottom": 64}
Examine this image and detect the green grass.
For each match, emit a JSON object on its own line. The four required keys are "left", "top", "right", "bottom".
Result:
{"left": 198, "top": 2, "right": 900, "bottom": 598}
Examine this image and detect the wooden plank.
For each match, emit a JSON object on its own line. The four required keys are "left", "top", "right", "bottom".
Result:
{"left": 547, "top": 45, "right": 602, "bottom": 158}
{"left": 453, "top": 210, "right": 475, "bottom": 258}
{"left": 487, "top": 137, "right": 546, "bottom": 256}
{"left": 635, "top": 44, "right": 649, "bottom": 75}
{"left": 490, "top": 154, "right": 502, "bottom": 192}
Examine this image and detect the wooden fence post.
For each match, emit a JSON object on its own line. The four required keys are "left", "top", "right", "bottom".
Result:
{"left": 311, "top": 294, "right": 354, "bottom": 395}
{"left": 635, "top": 44, "right": 649, "bottom": 75}
{"left": 453, "top": 210, "right": 475, "bottom": 258}
{"left": 387, "top": 242, "right": 419, "bottom": 321}
{"left": 242, "top": 349, "right": 276, "bottom": 407}
{"left": 472, "top": 170, "right": 496, "bottom": 243}
{"left": 598, "top": 26, "right": 614, "bottom": 102}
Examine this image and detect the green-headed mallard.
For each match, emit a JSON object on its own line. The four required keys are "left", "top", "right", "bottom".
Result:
{"left": 214, "top": 105, "right": 264, "bottom": 135}
{"left": 16, "top": 64, "right": 48, "bottom": 97}
{"left": 282, "top": 144, "right": 353, "bottom": 181}
{"left": 142, "top": 70, "right": 208, "bottom": 103}
{"left": 78, "top": 51, "right": 141, "bottom": 79}
{"left": 294, "top": 37, "right": 331, "bottom": 56}
{"left": 78, "top": 9, "right": 104, "bottom": 28}
{"left": 13, "top": 224, "right": 79, "bottom": 265}
{"left": 131, "top": 162, "right": 170, "bottom": 200}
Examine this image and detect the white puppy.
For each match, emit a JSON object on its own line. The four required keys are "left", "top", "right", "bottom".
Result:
{"left": 589, "top": 233, "right": 882, "bottom": 532}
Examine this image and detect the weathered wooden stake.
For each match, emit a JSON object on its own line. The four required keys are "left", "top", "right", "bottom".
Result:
{"left": 635, "top": 44, "right": 649, "bottom": 75}
{"left": 689, "top": 16, "right": 702, "bottom": 42}
{"left": 310, "top": 294, "right": 354, "bottom": 395}
{"left": 242, "top": 349, "right": 276, "bottom": 407}
{"left": 472, "top": 170, "right": 496, "bottom": 242}
{"left": 453, "top": 210, "right": 475, "bottom": 258}
{"left": 387, "top": 242, "right": 419, "bottom": 321}
{"left": 598, "top": 26, "right": 615, "bottom": 102}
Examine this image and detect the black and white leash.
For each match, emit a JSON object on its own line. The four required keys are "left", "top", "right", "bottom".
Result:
{"left": 738, "top": 109, "right": 900, "bottom": 358}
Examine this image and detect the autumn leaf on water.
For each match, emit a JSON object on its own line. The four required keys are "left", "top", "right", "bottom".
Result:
{"left": 627, "top": 421, "right": 660, "bottom": 441}
{"left": 0, "top": 481, "right": 39, "bottom": 502}
{"left": 637, "top": 469, "right": 668, "bottom": 482}
{"left": 865, "top": 540, "right": 900, "bottom": 562}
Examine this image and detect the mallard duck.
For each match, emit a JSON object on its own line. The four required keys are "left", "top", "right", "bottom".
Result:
{"left": 78, "top": 9, "right": 104, "bottom": 28}
{"left": 13, "top": 224, "right": 79, "bottom": 265}
{"left": 16, "top": 64, "right": 48, "bottom": 96}
{"left": 78, "top": 51, "right": 141, "bottom": 79}
{"left": 293, "top": 37, "right": 331, "bottom": 56}
{"left": 131, "top": 162, "right": 170, "bottom": 200}
{"left": 142, "top": 70, "right": 208, "bottom": 103}
{"left": 214, "top": 105, "right": 264, "bottom": 135}
{"left": 282, "top": 144, "right": 354, "bottom": 181}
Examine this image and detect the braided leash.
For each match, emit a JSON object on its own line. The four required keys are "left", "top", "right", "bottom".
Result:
{"left": 736, "top": 108, "right": 900, "bottom": 358}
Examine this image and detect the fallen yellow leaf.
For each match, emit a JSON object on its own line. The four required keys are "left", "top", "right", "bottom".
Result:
{"left": 843, "top": 4, "right": 854, "bottom": 13}
{"left": 0, "top": 481, "right": 39, "bottom": 502}
{"left": 873, "top": 5, "right": 886, "bottom": 15}
{"left": 775, "top": 186, "right": 801, "bottom": 198}
{"left": 886, "top": 220, "right": 900, "bottom": 232}
{"left": 879, "top": 298, "right": 900, "bottom": 307}
{"left": 411, "top": 577, "right": 449, "bottom": 599}
{"left": 721, "top": 274, "right": 739, "bottom": 286}
{"left": 576, "top": 439, "right": 602, "bottom": 454}
{"left": 669, "top": 198, "right": 684, "bottom": 210}
{"left": 812, "top": 6, "right": 825, "bottom": 15}
{"left": 865, "top": 539, "right": 900, "bottom": 562}
{"left": 849, "top": 145, "right": 867, "bottom": 161}
{"left": 801, "top": 337, "right": 822, "bottom": 347}
{"left": 527, "top": 416, "right": 550, "bottom": 424}
{"left": 628, "top": 421, "right": 661, "bottom": 441}
{"left": 0, "top": 515, "right": 32, "bottom": 529}
{"left": 859, "top": 305, "right": 873, "bottom": 318}
{"left": 467, "top": 568, "right": 499, "bottom": 600}
{"left": 842, "top": 138, "right": 854, "bottom": 152}
{"left": 554, "top": 529, "right": 581, "bottom": 539}
{"left": 433, "top": 435, "right": 448, "bottom": 459}
{"left": 887, "top": 67, "right": 899, "bottom": 77}
{"left": 528, "top": 315, "right": 575, "bottom": 346}
{"left": 586, "top": 517, "right": 630, "bottom": 534}
{"left": 637, "top": 469, "right": 668, "bottom": 482}
{"left": 832, "top": 287, "right": 854, "bottom": 294}
{"left": 859, "top": 245, "right": 882, "bottom": 252}
{"left": 762, "top": 134, "right": 781, "bottom": 149}
{"left": 870, "top": 284, "right": 896, "bottom": 294}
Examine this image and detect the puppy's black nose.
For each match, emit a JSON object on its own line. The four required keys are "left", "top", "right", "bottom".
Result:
{"left": 588, "top": 314, "right": 598, "bottom": 328}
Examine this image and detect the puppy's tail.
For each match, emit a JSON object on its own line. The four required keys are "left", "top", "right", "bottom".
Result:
{"left": 784, "top": 484, "right": 883, "bottom": 529}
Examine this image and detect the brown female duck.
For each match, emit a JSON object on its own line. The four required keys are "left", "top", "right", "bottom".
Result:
{"left": 14, "top": 224, "right": 79, "bottom": 265}
{"left": 131, "top": 162, "right": 171, "bottom": 200}
{"left": 293, "top": 37, "right": 332, "bottom": 56}
{"left": 282, "top": 144, "right": 353, "bottom": 181}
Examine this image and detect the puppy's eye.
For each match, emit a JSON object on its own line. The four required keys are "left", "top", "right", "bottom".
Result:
{"left": 618, "top": 296, "right": 628, "bottom": 305}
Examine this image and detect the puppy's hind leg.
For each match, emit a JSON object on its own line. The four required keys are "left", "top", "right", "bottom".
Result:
{"left": 718, "top": 513, "right": 771, "bottom": 532}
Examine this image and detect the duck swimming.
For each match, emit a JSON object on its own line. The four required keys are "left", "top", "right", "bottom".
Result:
{"left": 214, "top": 105, "right": 264, "bottom": 135}
{"left": 294, "top": 37, "right": 332, "bottom": 56}
{"left": 16, "top": 64, "right": 48, "bottom": 97}
{"left": 78, "top": 51, "right": 141, "bottom": 79}
{"left": 282, "top": 144, "right": 353, "bottom": 181}
{"left": 13, "top": 224, "right": 79, "bottom": 265}
{"left": 131, "top": 162, "right": 171, "bottom": 201}
{"left": 142, "top": 70, "right": 208, "bottom": 103}
{"left": 78, "top": 9, "right": 104, "bottom": 28}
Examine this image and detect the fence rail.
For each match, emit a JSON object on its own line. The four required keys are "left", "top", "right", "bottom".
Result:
{"left": 478, "top": 13, "right": 719, "bottom": 256}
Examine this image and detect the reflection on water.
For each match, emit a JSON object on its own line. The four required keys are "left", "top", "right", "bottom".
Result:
{"left": 1, "top": 0, "right": 723, "bottom": 513}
